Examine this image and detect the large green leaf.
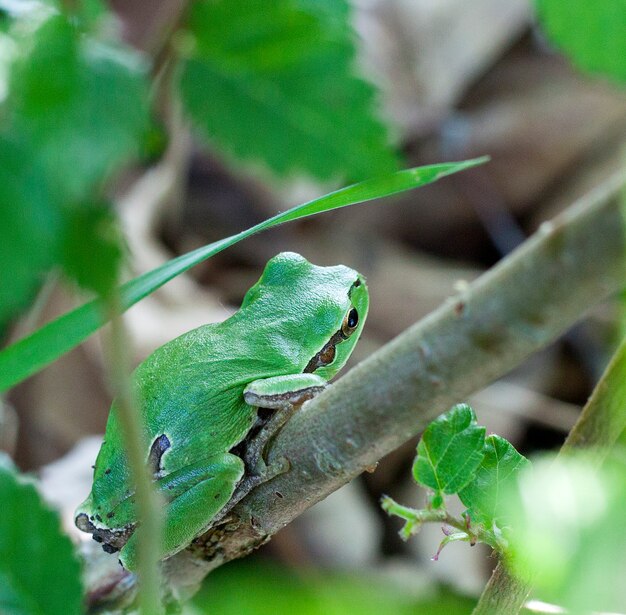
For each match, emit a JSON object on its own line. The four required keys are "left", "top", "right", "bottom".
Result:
{"left": 412, "top": 404, "right": 486, "bottom": 506}
{"left": 0, "top": 5, "right": 149, "bottom": 324}
{"left": 535, "top": 0, "right": 626, "bottom": 84}
{"left": 6, "top": 12, "right": 150, "bottom": 201}
{"left": 0, "top": 137, "right": 63, "bottom": 329}
{"left": 459, "top": 434, "right": 530, "bottom": 528}
{"left": 179, "top": 0, "right": 397, "bottom": 180}
{"left": 0, "top": 455, "right": 83, "bottom": 615}
{"left": 0, "top": 157, "right": 488, "bottom": 391}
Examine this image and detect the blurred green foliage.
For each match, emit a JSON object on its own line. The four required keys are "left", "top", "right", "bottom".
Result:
{"left": 0, "top": 0, "right": 399, "bottom": 334}
{"left": 0, "top": 2, "right": 150, "bottom": 326}
{"left": 7, "top": 15, "right": 150, "bottom": 200}
{"left": 187, "top": 559, "right": 475, "bottom": 615}
{"left": 0, "top": 454, "right": 83, "bottom": 615}
{"left": 178, "top": 0, "right": 398, "bottom": 180}
{"left": 500, "top": 321, "right": 626, "bottom": 613}
{"left": 505, "top": 453, "right": 626, "bottom": 614}
{"left": 535, "top": 0, "right": 626, "bottom": 84}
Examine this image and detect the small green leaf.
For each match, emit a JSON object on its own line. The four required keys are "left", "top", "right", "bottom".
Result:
{"left": 413, "top": 404, "right": 486, "bottom": 502}
{"left": 0, "top": 157, "right": 488, "bottom": 391}
{"left": 535, "top": 0, "right": 626, "bottom": 84}
{"left": 179, "top": 0, "right": 398, "bottom": 180}
{"left": 459, "top": 434, "right": 530, "bottom": 528}
{"left": 0, "top": 454, "right": 83, "bottom": 615}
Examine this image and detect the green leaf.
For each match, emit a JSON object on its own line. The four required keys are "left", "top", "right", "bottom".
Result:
{"left": 535, "top": 0, "right": 626, "bottom": 84}
{"left": 459, "top": 434, "right": 530, "bottom": 528}
{"left": 0, "top": 137, "right": 63, "bottom": 329}
{"left": 179, "top": 0, "right": 397, "bottom": 180}
{"left": 6, "top": 12, "right": 151, "bottom": 200}
{"left": 0, "top": 6, "right": 150, "bottom": 326}
{"left": 413, "top": 404, "right": 486, "bottom": 503}
{"left": 0, "top": 454, "right": 83, "bottom": 615}
{"left": 0, "top": 157, "right": 488, "bottom": 391}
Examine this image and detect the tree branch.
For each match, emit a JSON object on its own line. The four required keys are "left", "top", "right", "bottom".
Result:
{"left": 86, "top": 170, "right": 626, "bottom": 608}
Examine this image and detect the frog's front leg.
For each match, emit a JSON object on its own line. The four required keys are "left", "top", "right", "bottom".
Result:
{"left": 208, "top": 374, "right": 327, "bottom": 528}
{"left": 242, "top": 373, "right": 327, "bottom": 473}
{"left": 119, "top": 453, "right": 243, "bottom": 571}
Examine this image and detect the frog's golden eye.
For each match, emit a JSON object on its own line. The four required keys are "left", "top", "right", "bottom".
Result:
{"left": 341, "top": 307, "right": 359, "bottom": 337}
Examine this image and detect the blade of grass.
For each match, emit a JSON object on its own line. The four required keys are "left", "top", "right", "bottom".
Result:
{"left": 0, "top": 157, "right": 488, "bottom": 391}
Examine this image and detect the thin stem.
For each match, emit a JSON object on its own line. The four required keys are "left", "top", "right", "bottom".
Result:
{"left": 562, "top": 335, "right": 626, "bottom": 457}
{"left": 104, "top": 292, "right": 162, "bottom": 615}
{"left": 381, "top": 496, "right": 499, "bottom": 549}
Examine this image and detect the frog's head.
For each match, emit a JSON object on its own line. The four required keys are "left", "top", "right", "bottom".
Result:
{"left": 242, "top": 252, "right": 369, "bottom": 380}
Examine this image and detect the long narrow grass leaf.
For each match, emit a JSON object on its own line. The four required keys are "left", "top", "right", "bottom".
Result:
{"left": 0, "top": 157, "right": 488, "bottom": 390}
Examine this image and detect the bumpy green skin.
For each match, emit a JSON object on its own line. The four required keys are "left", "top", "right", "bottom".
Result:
{"left": 75, "top": 252, "right": 369, "bottom": 570}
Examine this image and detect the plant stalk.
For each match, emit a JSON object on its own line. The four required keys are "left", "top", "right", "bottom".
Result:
{"left": 105, "top": 293, "right": 162, "bottom": 615}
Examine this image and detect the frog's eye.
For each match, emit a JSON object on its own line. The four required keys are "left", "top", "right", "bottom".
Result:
{"left": 341, "top": 307, "right": 359, "bottom": 337}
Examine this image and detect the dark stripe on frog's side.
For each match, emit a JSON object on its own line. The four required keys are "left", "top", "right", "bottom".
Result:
{"left": 303, "top": 328, "right": 348, "bottom": 373}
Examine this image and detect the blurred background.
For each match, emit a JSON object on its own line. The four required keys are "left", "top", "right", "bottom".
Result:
{"left": 2, "top": 0, "right": 626, "bottom": 612}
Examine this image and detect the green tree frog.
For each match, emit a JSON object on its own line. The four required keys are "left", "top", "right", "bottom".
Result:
{"left": 75, "top": 252, "right": 368, "bottom": 570}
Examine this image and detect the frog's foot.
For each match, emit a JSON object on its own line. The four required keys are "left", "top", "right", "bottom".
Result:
{"left": 210, "top": 456, "right": 290, "bottom": 527}
{"left": 242, "top": 405, "right": 298, "bottom": 475}
{"left": 212, "top": 374, "right": 326, "bottom": 527}
{"left": 75, "top": 512, "right": 135, "bottom": 553}
{"left": 212, "top": 402, "right": 298, "bottom": 525}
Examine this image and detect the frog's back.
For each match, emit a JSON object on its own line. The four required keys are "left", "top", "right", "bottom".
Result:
{"left": 85, "top": 251, "right": 363, "bottom": 518}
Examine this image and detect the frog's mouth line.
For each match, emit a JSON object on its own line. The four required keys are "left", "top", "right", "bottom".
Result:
{"left": 75, "top": 512, "right": 135, "bottom": 553}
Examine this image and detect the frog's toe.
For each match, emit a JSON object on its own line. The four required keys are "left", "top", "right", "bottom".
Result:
{"left": 267, "top": 455, "right": 290, "bottom": 477}
{"left": 75, "top": 512, "right": 96, "bottom": 533}
{"left": 118, "top": 534, "right": 138, "bottom": 571}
